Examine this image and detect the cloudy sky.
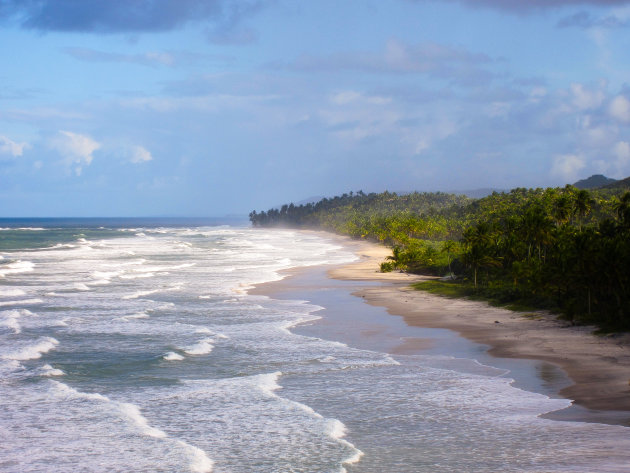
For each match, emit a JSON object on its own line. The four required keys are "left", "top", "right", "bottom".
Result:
{"left": 1, "top": 0, "right": 630, "bottom": 216}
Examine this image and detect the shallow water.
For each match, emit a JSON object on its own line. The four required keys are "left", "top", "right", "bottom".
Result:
{"left": 1, "top": 221, "right": 629, "bottom": 472}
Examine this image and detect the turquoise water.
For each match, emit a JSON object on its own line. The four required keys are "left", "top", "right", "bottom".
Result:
{"left": 1, "top": 221, "right": 629, "bottom": 472}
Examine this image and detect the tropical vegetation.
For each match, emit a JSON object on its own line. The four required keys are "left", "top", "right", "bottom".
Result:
{"left": 250, "top": 183, "right": 630, "bottom": 331}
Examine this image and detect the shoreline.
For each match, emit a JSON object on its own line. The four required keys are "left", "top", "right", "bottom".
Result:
{"left": 253, "top": 230, "right": 630, "bottom": 426}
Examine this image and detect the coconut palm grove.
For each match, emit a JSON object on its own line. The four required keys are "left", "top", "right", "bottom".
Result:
{"left": 250, "top": 178, "right": 630, "bottom": 331}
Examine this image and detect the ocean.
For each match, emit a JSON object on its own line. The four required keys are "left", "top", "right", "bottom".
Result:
{"left": 1, "top": 219, "right": 629, "bottom": 472}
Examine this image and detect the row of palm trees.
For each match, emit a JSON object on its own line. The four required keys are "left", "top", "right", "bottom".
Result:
{"left": 455, "top": 190, "right": 630, "bottom": 328}
{"left": 249, "top": 186, "right": 630, "bottom": 329}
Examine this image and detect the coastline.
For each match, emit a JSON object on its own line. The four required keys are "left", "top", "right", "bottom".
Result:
{"left": 253, "top": 230, "right": 630, "bottom": 426}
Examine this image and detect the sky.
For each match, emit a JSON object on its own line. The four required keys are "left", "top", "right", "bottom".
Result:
{"left": 1, "top": 0, "right": 630, "bottom": 217}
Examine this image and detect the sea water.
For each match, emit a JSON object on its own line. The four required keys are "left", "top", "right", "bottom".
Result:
{"left": 1, "top": 220, "right": 629, "bottom": 473}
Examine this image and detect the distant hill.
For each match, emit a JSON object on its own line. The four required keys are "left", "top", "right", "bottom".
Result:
{"left": 601, "top": 176, "right": 630, "bottom": 191}
{"left": 573, "top": 174, "right": 617, "bottom": 189}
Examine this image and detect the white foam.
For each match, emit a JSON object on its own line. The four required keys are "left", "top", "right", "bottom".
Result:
{"left": 49, "top": 243, "right": 78, "bottom": 249}
{"left": 149, "top": 302, "right": 175, "bottom": 312}
{"left": 193, "top": 328, "right": 228, "bottom": 339}
{"left": 183, "top": 338, "right": 214, "bottom": 355}
{"left": 194, "top": 327, "right": 214, "bottom": 334}
{"left": 0, "top": 298, "right": 43, "bottom": 307}
{"left": 0, "top": 315, "right": 21, "bottom": 333}
{"left": 327, "top": 419, "right": 347, "bottom": 440}
{"left": 0, "top": 309, "right": 34, "bottom": 334}
{"left": 122, "top": 289, "right": 160, "bottom": 300}
{"left": 119, "top": 403, "right": 167, "bottom": 438}
{"left": 3, "top": 337, "right": 59, "bottom": 360}
{"left": 49, "top": 380, "right": 214, "bottom": 471}
{"left": 89, "top": 279, "right": 112, "bottom": 286}
{"left": 73, "top": 283, "right": 91, "bottom": 291}
{"left": 256, "top": 371, "right": 283, "bottom": 396}
{"left": 164, "top": 351, "right": 185, "bottom": 361}
{"left": 40, "top": 363, "right": 65, "bottom": 376}
{"left": 178, "top": 441, "right": 213, "bottom": 473}
{"left": 120, "top": 272, "right": 157, "bottom": 279}
{"left": 326, "top": 419, "right": 364, "bottom": 470}
{"left": 0, "top": 288, "right": 26, "bottom": 297}
{"left": 251, "top": 371, "right": 364, "bottom": 471}
{"left": 120, "top": 312, "right": 150, "bottom": 321}
{"left": 0, "top": 358, "right": 23, "bottom": 375}
{"left": 91, "top": 270, "right": 122, "bottom": 281}
{"left": 0, "top": 260, "right": 35, "bottom": 277}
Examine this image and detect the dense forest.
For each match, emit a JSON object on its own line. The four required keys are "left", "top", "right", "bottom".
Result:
{"left": 250, "top": 182, "right": 630, "bottom": 331}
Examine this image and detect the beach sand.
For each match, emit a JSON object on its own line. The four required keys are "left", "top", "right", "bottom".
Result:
{"left": 253, "top": 231, "right": 630, "bottom": 426}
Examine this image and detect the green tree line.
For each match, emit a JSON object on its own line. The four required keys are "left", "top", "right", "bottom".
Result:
{"left": 250, "top": 186, "right": 630, "bottom": 331}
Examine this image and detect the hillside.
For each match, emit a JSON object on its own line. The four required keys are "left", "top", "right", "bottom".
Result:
{"left": 573, "top": 174, "right": 617, "bottom": 189}
{"left": 601, "top": 176, "right": 630, "bottom": 191}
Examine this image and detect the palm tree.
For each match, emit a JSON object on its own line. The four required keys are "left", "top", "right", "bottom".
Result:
{"left": 520, "top": 206, "right": 554, "bottom": 261}
{"left": 614, "top": 192, "right": 630, "bottom": 227}
{"left": 553, "top": 195, "right": 572, "bottom": 227}
{"left": 462, "top": 243, "right": 500, "bottom": 288}
{"left": 461, "top": 222, "right": 499, "bottom": 288}
{"left": 441, "top": 240, "right": 457, "bottom": 277}
{"left": 386, "top": 246, "right": 404, "bottom": 269}
{"left": 574, "top": 190, "right": 594, "bottom": 229}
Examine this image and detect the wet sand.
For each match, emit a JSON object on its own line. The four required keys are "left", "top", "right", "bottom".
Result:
{"left": 253, "top": 231, "right": 630, "bottom": 425}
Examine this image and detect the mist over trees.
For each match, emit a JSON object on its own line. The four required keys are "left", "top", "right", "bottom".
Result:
{"left": 251, "top": 183, "right": 630, "bottom": 331}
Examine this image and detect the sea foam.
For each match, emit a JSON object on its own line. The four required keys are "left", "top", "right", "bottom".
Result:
{"left": 0, "top": 288, "right": 26, "bottom": 297}
{"left": 164, "top": 352, "right": 185, "bottom": 361}
{"left": 0, "top": 260, "right": 35, "bottom": 277}
{"left": 3, "top": 337, "right": 59, "bottom": 361}
{"left": 49, "top": 381, "right": 214, "bottom": 472}
{"left": 183, "top": 338, "right": 214, "bottom": 355}
{"left": 122, "top": 289, "right": 161, "bottom": 300}
{"left": 0, "top": 309, "right": 35, "bottom": 334}
{"left": 40, "top": 364, "right": 65, "bottom": 376}
{"left": 0, "top": 298, "right": 43, "bottom": 307}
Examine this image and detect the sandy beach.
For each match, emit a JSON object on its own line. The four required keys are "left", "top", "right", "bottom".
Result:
{"left": 256, "top": 231, "right": 630, "bottom": 426}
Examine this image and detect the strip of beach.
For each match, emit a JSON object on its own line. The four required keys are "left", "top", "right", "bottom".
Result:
{"left": 254, "top": 230, "right": 630, "bottom": 426}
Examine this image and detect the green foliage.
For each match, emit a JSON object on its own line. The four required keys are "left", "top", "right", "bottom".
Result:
{"left": 380, "top": 261, "right": 396, "bottom": 272}
{"left": 249, "top": 190, "right": 470, "bottom": 242}
{"left": 250, "top": 186, "right": 630, "bottom": 331}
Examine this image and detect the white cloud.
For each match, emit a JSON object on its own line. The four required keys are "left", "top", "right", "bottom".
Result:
{"left": 528, "top": 87, "right": 547, "bottom": 104}
{"left": 330, "top": 90, "right": 391, "bottom": 106}
{"left": 613, "top": 141, "right": 630, "bottom": 160}
{"left": 609, "top": 95, "right": 630, "bottom": 122}
{"left": 613, "top": 141, "right": 630, "bottom": 176}
{"left": 551, "top": 154, "right": 586, "bottom": 182}
{"left": 130, "top": 145, "right": 153, "bottom": 163}
{"left": 330, "top": 91, "right": 362, "bottom": 105}
{"left": 0, "top": 135, "right": 29, "bottom": 157}
{"left": 570, "top": 83, "right": 604, "bottom": 110}
{"left": 50, "top": 130, "right": 101, "bottom": 176}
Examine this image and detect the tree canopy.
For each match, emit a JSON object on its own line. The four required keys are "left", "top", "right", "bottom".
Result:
{"left": 250, "top": 185, "right": 630, "bottom": 331}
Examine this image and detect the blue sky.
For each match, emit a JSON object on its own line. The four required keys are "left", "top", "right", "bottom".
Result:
{"left": 1, "top": 0, "right": 630, "bottom": 216}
